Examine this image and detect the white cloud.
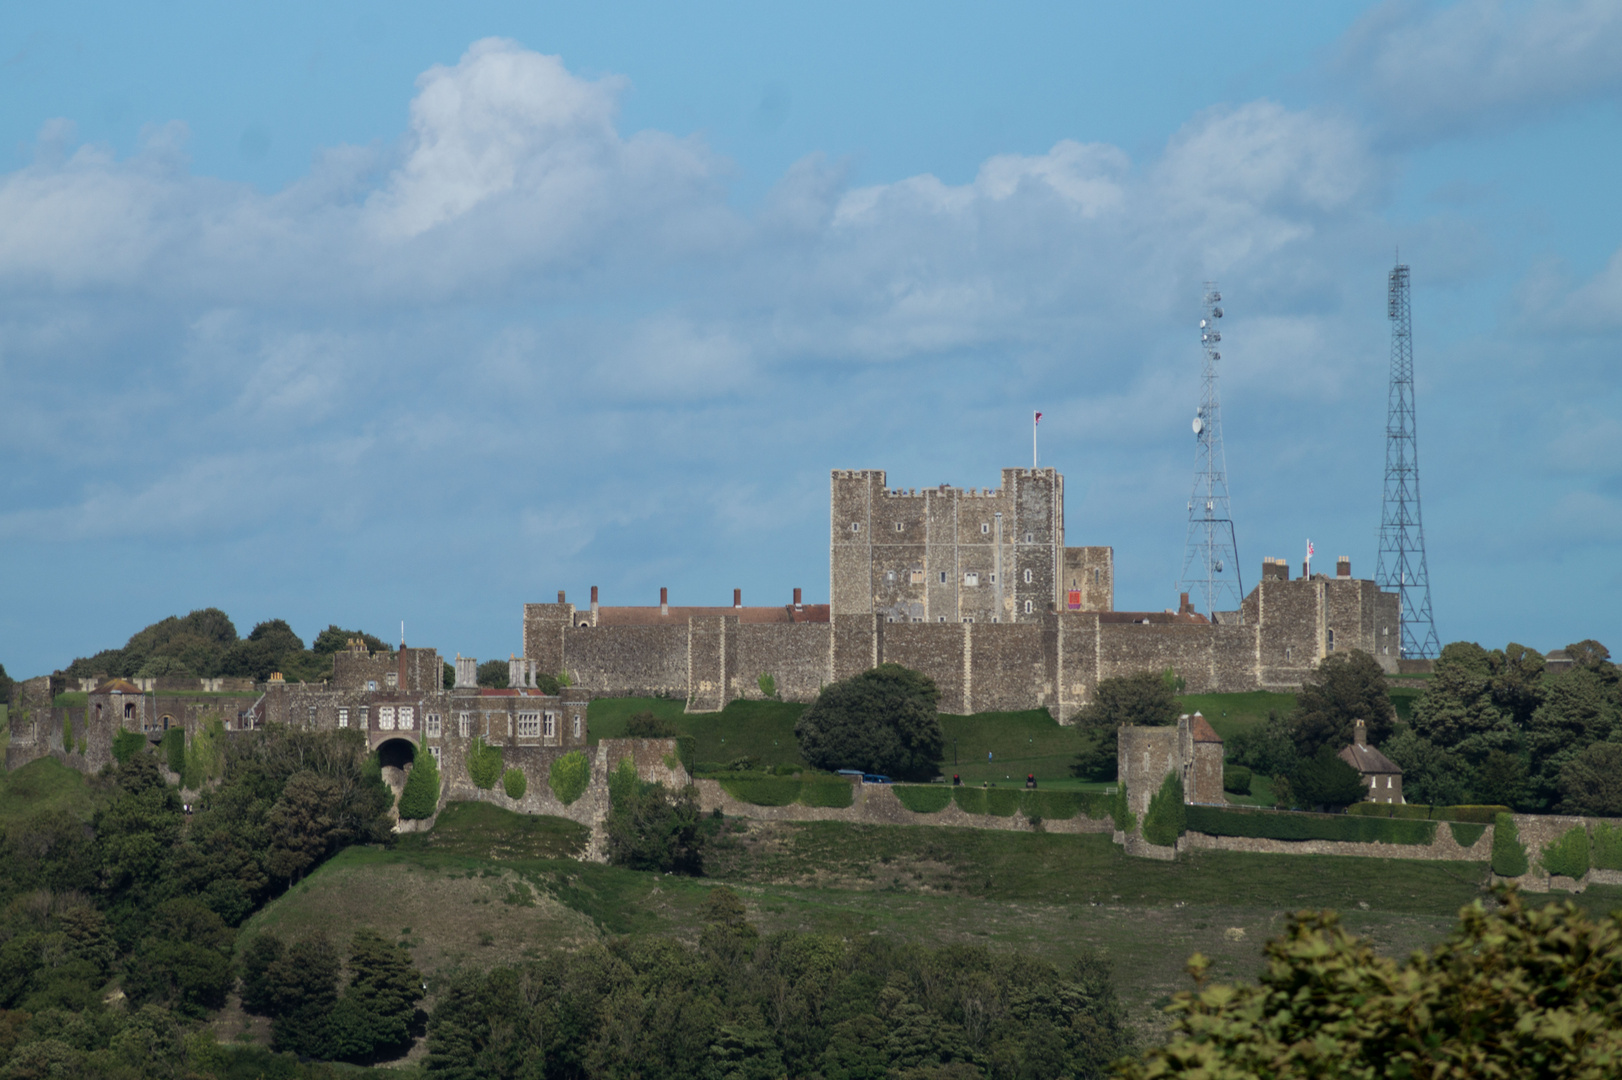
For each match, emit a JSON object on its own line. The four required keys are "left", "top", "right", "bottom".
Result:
{"left": 1343, "top": 0, "right": 1622, "bottom": 138}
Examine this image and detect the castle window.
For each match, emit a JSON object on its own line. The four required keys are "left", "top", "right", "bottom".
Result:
{"left": 1285, "top": 647, "right": 1292, "bottom": 661}
{"left": 910, "top": 571, "right": 925, "bottom": 585}
{"left": 544, "top": 712, "right": 557, "bottom": 738}
{"left": 124, "top": 702, "right": 136, "bottom": 720}
{"left": 1024, "top": 532, "right": 1034, "bottom": 543}
{"left": 385, "top": 672, "right": 398, "bottom": 688}
{"left": 981, "top": 523, "right": 989, "bottom": 534}
{"left": 1023, "top": 569, "right": 1033, "bottom": 584}
{"left": 573, "top": 714, "right": 582, "bottom": 738}
{"left": 517, "top": 712, "right": 540, "bottom": 737}
{"left": 398, "top": 706, "right": 415, "bottom": 730}
{"left": 989, "top": 573, "right": 997, "bottom": 584}
{"left": 458, "top": 712, "right": 470, "bottom": 738}
{"left": 886, "top": 616, "right": 895, "bottom": 623}
{"left": 360, "top": 706, "right": 369, "bottom": 728}
{"left": 429, "top": 746, "right": 441, "bottom": 763}
{"left": 939, "top": 571, "right": 947, "bottom": 584}
{"left": 308, "top": 706, "right": 317, "bottom": 724}
{"left": 962, "top": 617, "right": 974, "bottom": 624}
{"left": 938, "top": 617, "right": 947, "bottom": 623}
{"left": 1094, "top": 568, "right": 1100, "bottom": 585}
{"left": 895, "top": 522, "right": 904, "bottom": 532}
{"left": 850, "top": 522, "right": 861, "bottom": 533}
{"left": 991, "top": 617, "right": 1000, "bottom": 623}
{"left": 426, "top": 713, "right": 442, "bottom": 737}
{"left": 1023, "top": 600, "right": 1033, "bottom": 614}
{"left": 378, "top": 706, "right": 396, "bottom": 731}
{"left": 366, "top": 680, "right": 378, "bottom": 691}
{"left": 338, "top": 708, "right": 349, "bottom": 729}
{"left": 963, "top": 572, "right": 979, "bottom": 587}
{"left": 1327, "top": 629, "right": 1336, "bottom": 651}
{"left": 886, "top": 571, "right": 896, "bottom": 582}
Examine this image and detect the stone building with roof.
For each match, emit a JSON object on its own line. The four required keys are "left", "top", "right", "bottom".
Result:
{"left": 1339, "top": 719, "right": 1404, "bottom": 804}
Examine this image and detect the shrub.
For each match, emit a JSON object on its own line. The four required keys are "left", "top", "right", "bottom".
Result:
{"left": 1020, "top": 790, "right": 1083, "bottom": 820}
{"left": 799, "top": 781, "right": 854, "bottom": 808}
{"left": 1491, "top": 813, "right": 1529, "bottom": 876}
{"left": 112, "top": 728, "right": 146, "bottom": 764}
{"left": 1142, "top": 773, "right": 1186, "bottom": 847}
{"left": 1077, "top": 791, "right": 1115, "bottom": 821}
{"left": 1222, "top": 765, "right": 1252, "bottom": 795}
{"left": 605, "top": 780, "right": 704, "bottom": 874}
{"left": 675, "top": 735, "right": 696, "bottom": 774}
{"left": 757, "top": 672, "right": 777, "bottom": 699}
{"left": 624, "top": 711, "right": 679, "bottom": 738}
{"left": 1592, "top": 823, "right": 1622, "bottom": 871}
{"left": 467, "top": 736, "right": 502, "bottom": 790}
{"left": 985, "top": 788, "right": 1020, "bottom": 817}
{"left": 162, "top": 727, "right": 187, "bottom": 776}
{"left": 1448, "top": 822, "right": 1488, "bottom": 848}
{"left": 1437, "top": 804, "right": 1512, "bottom": 824}
{"left": 719, "top": 777, "right": 800, "bottom": 806}
{"left": 895, "top": 785, "right": 952, "bottom": 813}
{"left": 1109, "top": 783, "right": 1137, "bottom": 833}
{"left": 1541, "top": 824, "right": 1590, "bottom": 880}
{"left": 548, "top": 751, "right": 589, "bottom": 805}
{"left": 397, "top": 750, "right": 440, "bottom": 820}
{"left": 1184, "top": 806, "right": 1436, "bottom": 845}
{"left": 502, "top": 767, "right": 528, "bottom": 801}
{"left": 607, "top": 757, "right": 641, "bottom": 808}
{"left": 953, "top": 787, "right": 988, "bottom": 814}
{"left": 794, "top": 663, "right": 944, "bottom": 781}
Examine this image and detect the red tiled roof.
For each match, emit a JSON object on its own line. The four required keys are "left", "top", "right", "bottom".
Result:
{"left": 1098, "top": 611, "right": 1211, "bottom": 625}
{"left": 94, "top": 679, "right": 143, "bottom": 694}
{"left": 592, "top": 604, "right": 830, "bottom": 626}
{"left": 1188, "top": 713, "right": 1223, "bottom": 743}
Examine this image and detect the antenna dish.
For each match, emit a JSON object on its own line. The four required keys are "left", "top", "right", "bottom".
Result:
{"left": 1192, "top": 417, "right": 1204, "bottom": 435}
{"left": 1200, "top": 319, "right": 1208, "bottom": 328}
{"left": 1213, "top": 307, "right": 1223, "bottom": 318}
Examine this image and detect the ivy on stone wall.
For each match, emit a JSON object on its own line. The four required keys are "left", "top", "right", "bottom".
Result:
{"left": 1109, "top": 783, "right": 1136, "bottom": 833}
{"left": 502, "top": 767, "right": 527, "bottom": 801}
{"left": 398, "top": 750, "right": 440, "bottom": 820}
{"left": 162, "top": 727, "right": 186, "bottom": 775}
{"left": 1492, "top": 813, "right": 1529, "bottom": 877}
{"left": 466, "top": 736, "right": 502, "bottom": 790}
{"left": 1594, "top": 823, "right": 1622, "bottom": 872}
{"left": 549, "top": 751, "right": 589, "bottom": 805}
{"left": 1142, "top": 773, "right": 1186, "bottom": 847}
{"left": 1540, "top": 825, "right": 1591, "bottom": 880}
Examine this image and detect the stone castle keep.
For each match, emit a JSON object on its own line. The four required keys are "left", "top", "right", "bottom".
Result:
{"left": 523, "top": 465, "right": 1400, "bottom": 717}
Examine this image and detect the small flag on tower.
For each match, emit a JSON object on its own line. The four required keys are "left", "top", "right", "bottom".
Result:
{"left": 1034, "top": 411, "right": 1042, "bottom": 424}
{"left": 1307, "top": 540, "right": 1314, "bottom": 559}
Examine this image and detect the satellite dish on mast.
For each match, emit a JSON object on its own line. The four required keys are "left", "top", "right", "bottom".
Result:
{"left": 1192, "top": 417, "right": 1204, "bottom": 435}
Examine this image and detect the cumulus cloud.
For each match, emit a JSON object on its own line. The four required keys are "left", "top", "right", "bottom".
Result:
{"left": 1343, "top": 0, "right": 1622, "bottom": 138}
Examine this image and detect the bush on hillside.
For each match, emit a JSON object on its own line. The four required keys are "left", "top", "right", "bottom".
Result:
{"left": 1142, "top": 773, "right": 1186, "bottom": 847}
{"left": 466, "top": 736, "right": 502, "bottom": 789}
{"left": 1540, "top": 824, "right": 1590, "bottom": 880}
{"left": 605, "top": 775, "right": 704, "bottom": 875}
{"left": 1109, "top": 783, "right": 1136, "bottom": 833}
{"left": 1223, "top": 765, "right": 1252, "bottom": 795}
{"left": 502, "top": 767, "right": 527, "bottom": 801}
{"left": 548, "top": 750, "right": 589, "bottom": 805}
{"left": 794, "top": 663, "right": 944, "bottom": 782}
{"left": 1559, "top": 742, "right": 1622, "bottom": 816}
{"left": 1448, "top": 822, "right": 1488, "bottom": 848}
{"left": 1492, "top": 813, "right": 1529, "bottom": 876}
{"left": 397, "top": 751, "right": 440, "bottom": 820}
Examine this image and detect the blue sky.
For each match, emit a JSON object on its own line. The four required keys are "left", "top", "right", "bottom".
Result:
{"left": 2, "top": 0, "right": 1620, "bottom": 677}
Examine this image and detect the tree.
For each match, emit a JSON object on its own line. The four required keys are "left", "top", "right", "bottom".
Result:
{"left": 312, "top": 625, "right": 390, "bottom": 655}
{"left": 0, "top": 661, "right": 14, "bottom": 705}
{"left": 475, "top": 659, "right": 509, "bottom": 689}
{"left": 1291, "top": 650, "right": 1394, "bottom": 757}
{"left": 266, "top": 770, "right": 344, "bottom": 882}
{"left": 1223, "top": 710, "right": 1299, "bottom": 779}
{"left": 266, "top": 933, "right": 342, "bottom": 1059}
{"left": 1381, "top": 727, "right": 1471, "bottom": 807}
{"left": 605, "top": 765, "right": 706, "bottom": 875}
{"left": 624, "top": 710, "right": 680, "bottom": 738}
{"left": 1560, "top": 742, "right": 1622, "bottom": 817}
{"left": 1409, "top": 641, "right": 1515, "bottom": 762}
{"left": 122, "top": 898, "right": 235, "bottom": 1017}
{"left": 1525, "top": 666, "right": 1622, "bottom": 808}
{"left": 329, "top": 929, "right": 424, "bottom": 1063}
{"left": 1069, "top": 671, "right": 1181, "bottom": 781}
{"left": 398, "top": 748, "right": 441, "bottom": 820}
{"left": 1117, "top": 889, "right": 1622, "bottom": 1080}
{"left": 1290, "top": 744, "right": 1366, "bottom": 810}
{"left": 238, "top": 932, "right": 285, "bottom": 1016}
{"left": 443, "top": 661, "right": 455, "bottom": 689}
{"left": 794, "top": 663, "right": 944, "bottom": 781}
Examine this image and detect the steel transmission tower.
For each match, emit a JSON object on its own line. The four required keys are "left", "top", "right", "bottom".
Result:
{"left": 1178, "top": 284, "right": 1245, "bottom": 618}
{"left": 1376, "top": 263, "right": 1440, "bottom": 658}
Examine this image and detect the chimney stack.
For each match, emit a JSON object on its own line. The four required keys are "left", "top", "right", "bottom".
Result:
{"left": 1336, "top": 556, "right": 1351, "bottom": 579}
{"left": 590, "top": 585, "right": 599, "bottom": 615}
{"left": 733, "top": 588, "right": 742, "bottom": 608}
{"left": 1179, "top": 592, "right": 1192, "bottom": 615}
{"left": 558, "top": 590, "right": 566, "bottom": 604}
{"left": 1354, "top": 718, "right": 1367, "bottom": 747}
{"left": 793, "top": 587, "right": 802, "bottom": 610}
{"left": 660, "top": 587, "right": 669, "bottom": 616}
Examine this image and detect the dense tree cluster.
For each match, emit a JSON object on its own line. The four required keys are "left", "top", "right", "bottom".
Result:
{"left": 1119, "top": 888, "right": 1622, "bottom": 1079}
{"left": 1382, "top": 639, "right": 1621, "bottom": 812}
{"left": 1069, "top": 670, "right": 1183, "bottom": 781}
{"left": 795, "top": 664, "right": 946, "bottom": 781}
{"left": 425, "top": 886, "right": 1134, "bottom": 1080}
{"left": 56, "top": 609, "right": 391, "bottom": 684}
{"left": 604, "top": 759, "right": 706, "bottom": 874}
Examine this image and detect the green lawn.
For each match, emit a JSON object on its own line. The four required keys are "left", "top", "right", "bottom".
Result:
{"left": 1177, "top": 691, "right": 1296, "bottom": 743}
{"left": 0, "top": 756, "right": 100, "bottom": 825}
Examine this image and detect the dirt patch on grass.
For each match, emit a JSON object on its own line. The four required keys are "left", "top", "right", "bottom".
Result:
{"left": 242, "top": 854, "right": 601, "bottom": 977}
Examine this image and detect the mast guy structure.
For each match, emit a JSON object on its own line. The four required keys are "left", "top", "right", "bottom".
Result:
{"left": 1178, "top": 283, "right": 1244, "bottom": 618}
{"left": 1376, "top": 263, "right": 1440, "bottom": 658}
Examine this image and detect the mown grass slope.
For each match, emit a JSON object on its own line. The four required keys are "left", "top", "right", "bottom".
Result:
{"left": 0, "top": 755, "right": 100, "bottom": 825}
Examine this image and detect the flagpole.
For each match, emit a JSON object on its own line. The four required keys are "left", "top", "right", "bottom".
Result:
{"left": 1033, "top": 411, "right": 1039, "bottom": 469}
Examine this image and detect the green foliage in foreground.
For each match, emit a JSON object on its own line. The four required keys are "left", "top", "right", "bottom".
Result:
{"left": 502, "top": 766, "right": 527, "bottom": 801}
{"left": 1493, "top": 812, "right": 1530, "bottom": 876}
{"left": 397, "top": 748, "right": 440, "bottom": 820}
{"left": 427, "top": 888, "right": 1135, "bottom": 1080}
{"left": 1185, "top": 806, "right": 1436, "bottom": 845}
{"left": 1542, "top": 824, "right": 1592, "bottom": 880}
{"left": 466, "top": 736, "right": 502, "bottom": 790}
{"left": 1143, "top": 772, "right": 1187, "bottom": 847}
{"left": 548, "top": 750, "right": 590, "bottom": 804}
{"left": 1119, "top": 889, "right": 1622, "bottom": 1080}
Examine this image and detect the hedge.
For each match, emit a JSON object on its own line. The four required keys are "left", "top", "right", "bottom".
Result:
{"left": 1184, "top": 806, "right": 1436, "bottom": 845}
{"left": 1448, "top": 822, "right": 1488, "bottom": 849}
{"left": 467, "top": 736, "right": 503, "bottom": 790}
{"left": 502, "top": 766, "right": 528, "bottom": 801}
{"left": 1222, "top": 766, "right": 1252, "bottom": 795}
{"left": 398, "top": 749, "right": 441, "bottom": 820}
{"left": 1347, "top": 802, "right": 1511, "bottom": 824}
{"left": 951, "top": 788, "right": 987, "bottom": 814}
{"left": 1593, "top": 823, "right": 1622, "bottom": 872}
{"left": 895, "top": 785, "right": 952, "bottom": 813}
{"left": 1019, "top": 790, "right": 1083, "bottom": 821}
{"left": 985, "top": 789, "right": 1021, "bottom": 817}
{"left": 1143, "top": 773, "right": 1187, "bottom": 847}
{"left": 549, "top": 751, "right": 590, "bottom": 805}
{"left": 718, "top": 775, "right": 854, "bottom": 808}
{"left": 800, "top": 781, "right": 855, "bottom": 809}
{"left": 1492, "top": 813, "right": 1529, "bottom": 877}
{"left": 1541, "top": 825, "right": 1590, "bottom": 880}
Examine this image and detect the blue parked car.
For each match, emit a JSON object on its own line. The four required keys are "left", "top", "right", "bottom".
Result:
{"left": 835, "top": 769, "right": 892, "bottom": 784}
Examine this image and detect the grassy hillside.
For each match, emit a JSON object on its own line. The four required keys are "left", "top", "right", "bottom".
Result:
{"left": 0, "top": 755, "right": 100, "bottom": 825}
{"left": 248, "top": 800, "right": 1522, "bottom": 1038}
{"left": 1176, "top": 691, "right": 1295, "bottom": 742}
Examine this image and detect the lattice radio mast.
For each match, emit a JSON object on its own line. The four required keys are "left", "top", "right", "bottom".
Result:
{"left": 1376, "top": 263, "right": 1440, "bottom": 658}
{"left": 1178, "top": 283, "right": 1244, "bottom": 618}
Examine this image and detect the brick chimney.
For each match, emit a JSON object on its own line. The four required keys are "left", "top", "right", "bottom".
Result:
{"left": 590, "top": 585, "right": 599, "bottom": 616}
{"left": 1336, "top": 556, "right": 1351, "bottom": 578}
{"left": 1354, "top": 718, "right": 1367, "bottom": 747}
{"left": 733, "top": 588, "right": 742, "bottom": 609}
{"left": 1179, "top": 592, "right": 1193, "bottom": 615}
{"left": 793, "top": 587, "right": 802, "bottom": 610}
{"left": 660, "top": 587, "right": 669, "bottom": 616}
{"left": 558, "top": 590, "right": 566, "bottom": 604}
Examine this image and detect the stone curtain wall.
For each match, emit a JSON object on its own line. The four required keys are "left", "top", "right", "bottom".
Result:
{"left": 733, "top": 622, "right": 835, "bottom": 702}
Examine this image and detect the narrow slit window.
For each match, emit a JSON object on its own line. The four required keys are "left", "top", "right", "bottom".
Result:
{"left": 1023, "top": 569, "right": 1033, "bottom": 584}
{"left": 1023, "top": 600, "right": 1033, "bottom": 614}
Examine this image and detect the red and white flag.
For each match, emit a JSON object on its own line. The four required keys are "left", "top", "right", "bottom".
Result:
{"left": 1034, "top": 411, "right": 1042, "bottom": 425}
{"left": 1307, "top": 540, "right": 1315, "bottom": 559}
